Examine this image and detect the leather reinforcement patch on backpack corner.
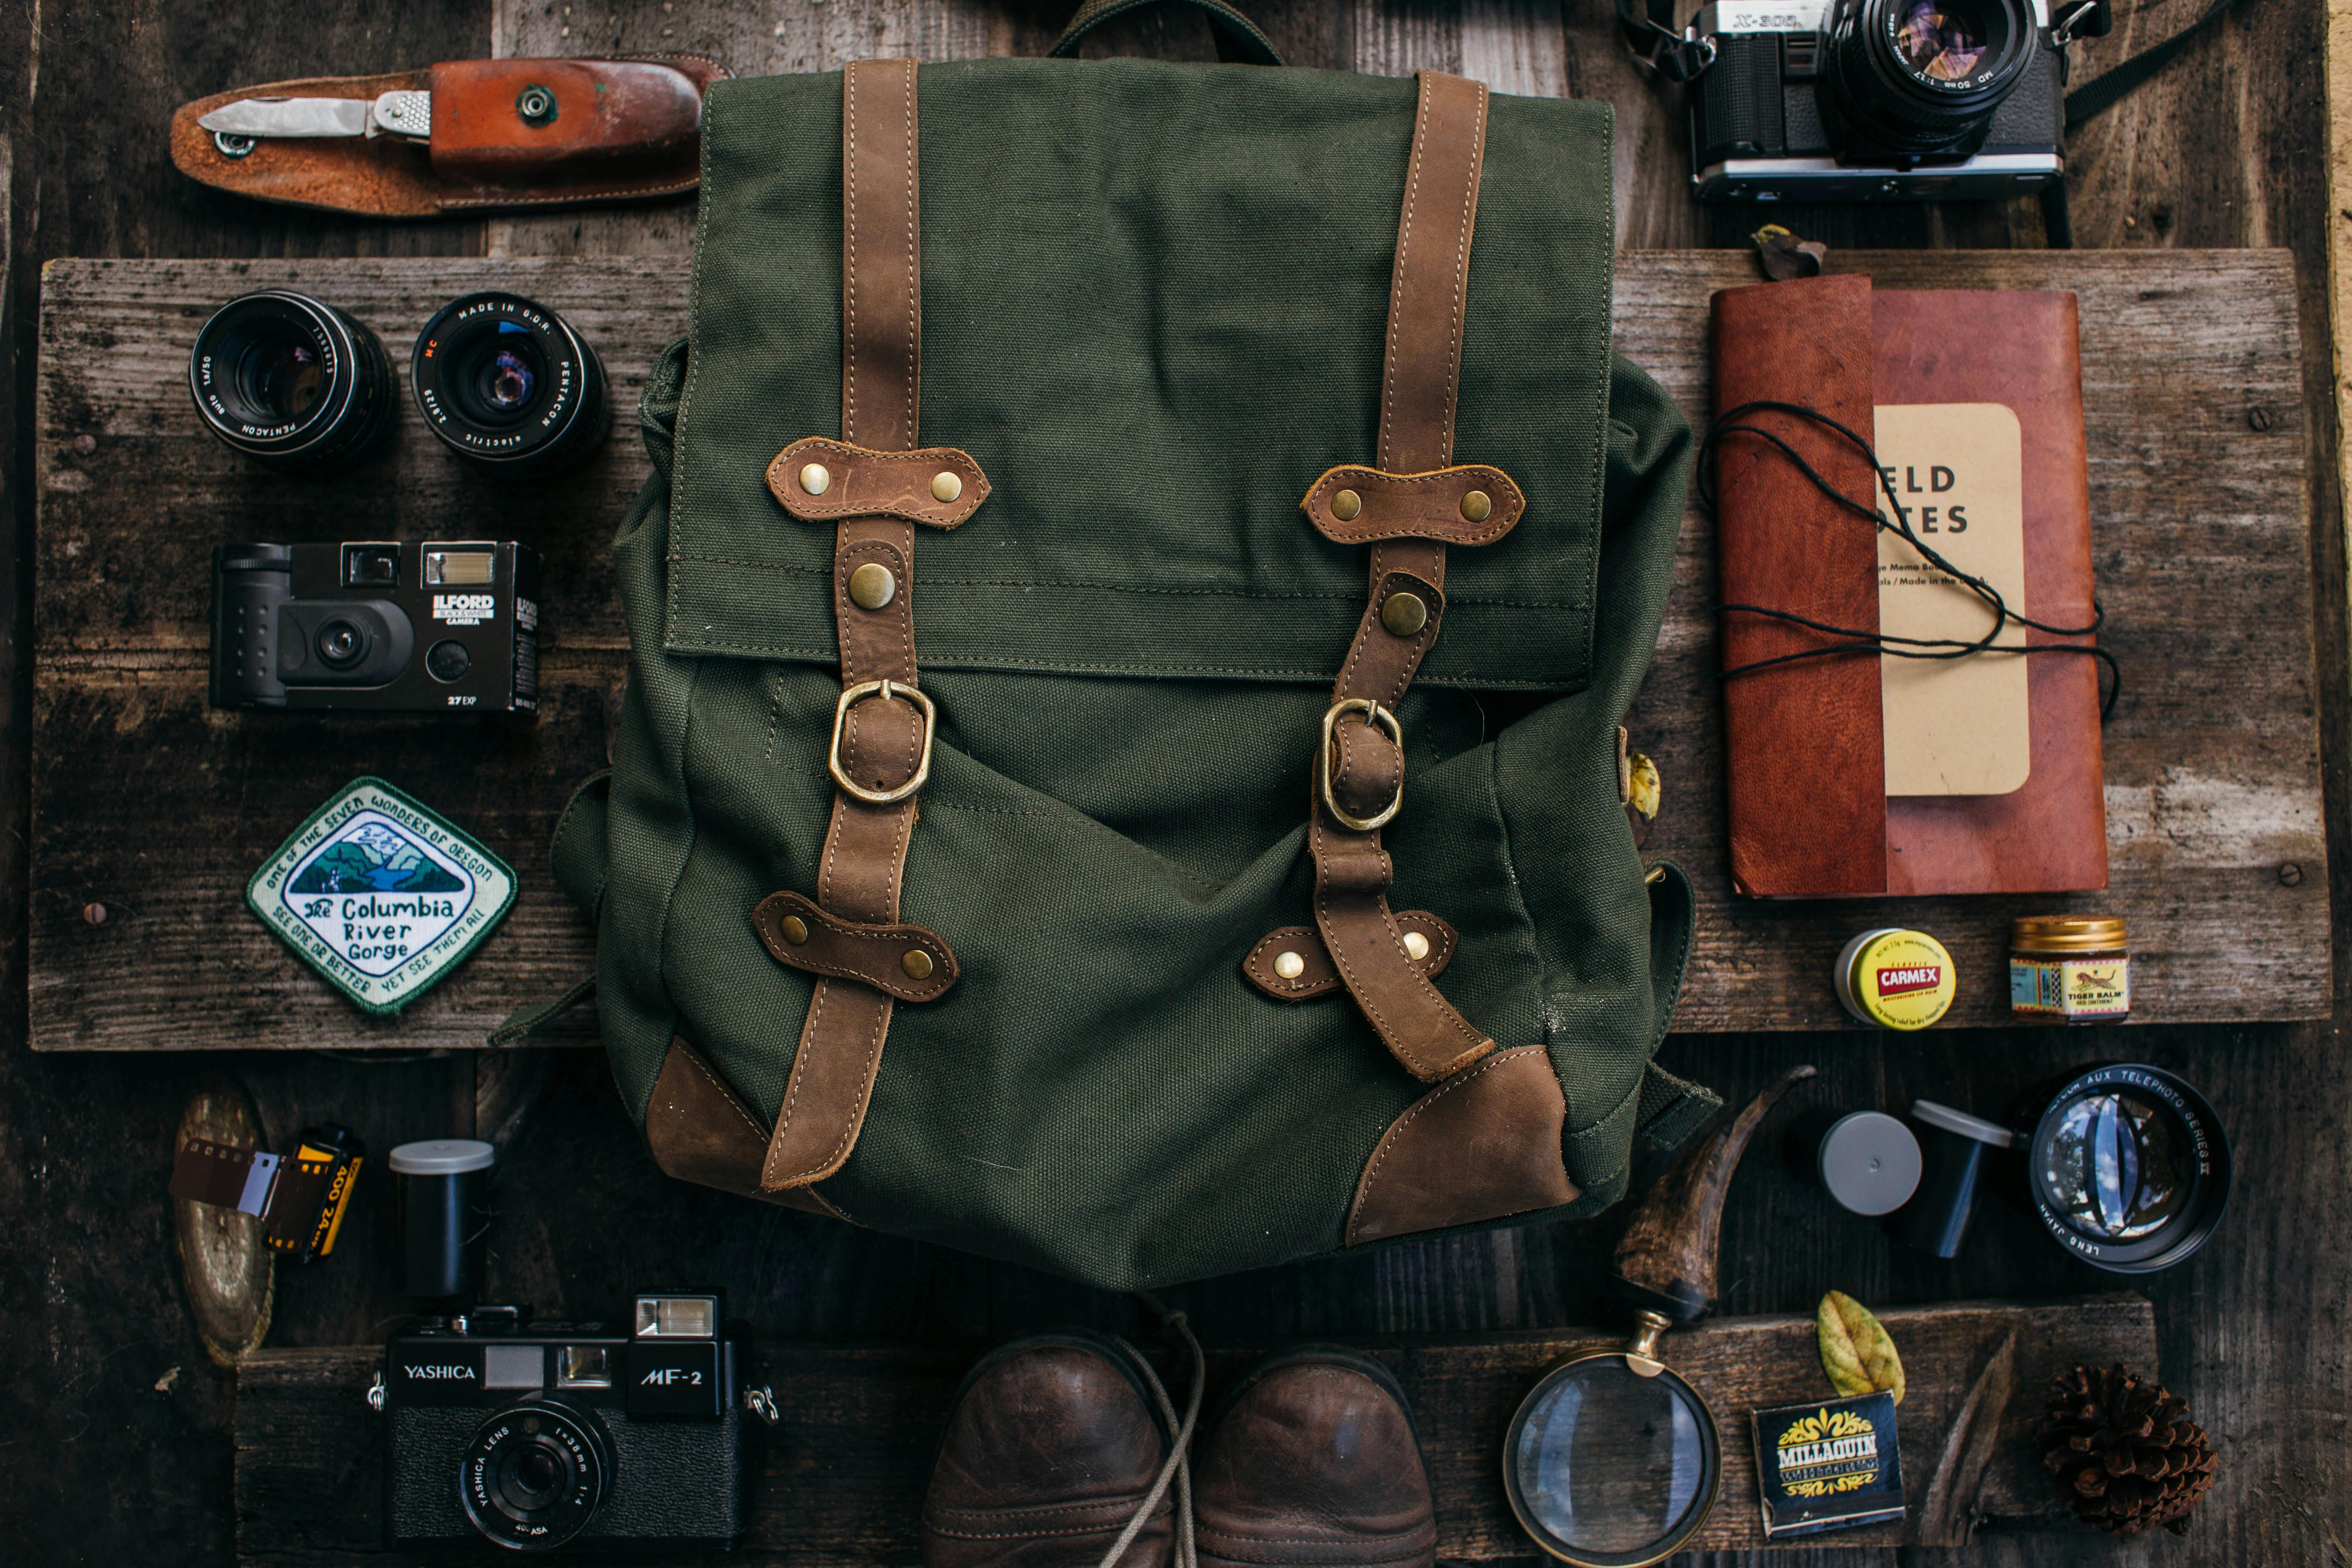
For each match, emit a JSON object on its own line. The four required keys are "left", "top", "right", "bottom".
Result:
{"left": 245, "top": 776, "right": 517, "bottom": 1017}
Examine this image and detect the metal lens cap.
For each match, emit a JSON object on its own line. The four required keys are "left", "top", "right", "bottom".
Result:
{"left": 1504, "top": 1351, "right": 1720, "bottom": 1565}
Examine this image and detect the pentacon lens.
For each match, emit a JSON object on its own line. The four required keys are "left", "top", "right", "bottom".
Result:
{"left": 1819, "top": 0, "right": 2034, "bottom": 161}
{"left": 189, "top": 291, "right": 394, "bottom": 475}
{"left": 2025, "top": 1063, "right": 2230, "bottom": 1274}
{"left": 411, "top": 292, "right": 610, "bottom": 481}
{"left": 461, "top": 1396, "right": 613, "bottom": 1550}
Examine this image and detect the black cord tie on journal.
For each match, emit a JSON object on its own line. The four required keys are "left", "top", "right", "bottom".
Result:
{"left": 1700, "top": 400, "right": 2120, "bottom": 720}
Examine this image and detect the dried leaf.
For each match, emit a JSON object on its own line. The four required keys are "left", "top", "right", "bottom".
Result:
{"left": 1626, "top": 752, "right": 1662, "bottom": 824}
{"left": 1817, "top": 1290, "right": 1906, "bottom": 1406}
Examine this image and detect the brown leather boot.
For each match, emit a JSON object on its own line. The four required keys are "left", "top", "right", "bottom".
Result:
{"left": 922, "top": 1331, "right": 1177, "bottom": 1568}
{"left": 1193, "top": 1349, "right": 1437, "bottom": 1568}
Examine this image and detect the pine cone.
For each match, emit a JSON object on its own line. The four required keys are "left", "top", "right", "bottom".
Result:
{"left": 2037, "top": 1363, "right": 2217, "bottom": 1537}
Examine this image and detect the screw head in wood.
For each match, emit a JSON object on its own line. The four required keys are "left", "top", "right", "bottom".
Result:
{"left": 83, "top": 902, "right": 107, "bottom": 926}
{"left": 799, "top": 462, "right": 832, "bottom": 496}
{"left": 902, "top": 949, "right": 935, "bottom": 980}
{"left": 848, "top": 562, "right": 897, "bottom": 610}
{"left": 931, "top": 470, "right": 963, "bottom": 503}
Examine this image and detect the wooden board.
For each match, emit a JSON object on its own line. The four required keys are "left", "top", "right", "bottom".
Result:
{"left": 233, "top": 1295, "right": 2156, "bottom": 1562}
{"left": 30, "top": 249, "right": 2328, "bottom": 1047}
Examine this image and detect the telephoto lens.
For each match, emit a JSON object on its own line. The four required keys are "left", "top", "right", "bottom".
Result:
{"left": 411, "top": 292, "right": 611, "bottom": 481}
{"left": 1819, "top": 0, "right": 2037, "bottom": 162}
{"left": 188, "top": 291, "right": 395, "bottom": 476}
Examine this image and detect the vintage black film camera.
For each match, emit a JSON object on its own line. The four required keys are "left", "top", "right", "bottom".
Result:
{"left": 377, "top": 1296, "right": 764, "bottom": 1553}
{"left": 1681, "top": 0, "right": 2081, "bottom": 201}
{"left": 209, "top": 540, "right": 540, "bottom": 714}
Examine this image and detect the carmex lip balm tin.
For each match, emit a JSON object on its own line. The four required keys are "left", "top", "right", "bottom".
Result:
{"left": 1833, "top": 928, "right": 1956, "bottom": 1030}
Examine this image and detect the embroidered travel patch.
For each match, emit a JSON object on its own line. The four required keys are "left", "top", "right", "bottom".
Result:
{"left": 247, "top": 777, "right": 517, "bottom": 1016}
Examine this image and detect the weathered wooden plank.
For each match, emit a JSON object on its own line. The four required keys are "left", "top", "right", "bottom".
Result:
{"left": 31, "top": 250, "right": 2326, "bottom": 1045}
{"left": 233, "top": 1295, "right": 2155, "bottom": 1563}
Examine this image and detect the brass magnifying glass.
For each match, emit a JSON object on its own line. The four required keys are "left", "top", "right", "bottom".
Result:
{"left": 1503, "top": 1066, "right": 1816, "bottom": 1567}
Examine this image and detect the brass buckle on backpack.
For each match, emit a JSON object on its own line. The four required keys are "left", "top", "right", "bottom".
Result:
{"left": 829, "top": 679, "right": 937, "bottom": 805}
{"left": 1319, "top": 698, "right": 1405, "bottom": 832}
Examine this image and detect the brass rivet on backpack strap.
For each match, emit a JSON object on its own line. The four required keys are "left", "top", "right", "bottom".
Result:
{"left": 1331, "top": 488, "right": 1362, "bottom": 521}
{"left": 1403, "top": 930, "right": 1431, "bottom": 962}
{"left": 901, "top": 949, "right": 935, "bottom": 980}
{"left": 780, "top": 915, "right": 810, "bottom": 945}
{"left": 1381, "top": 591, "right": 1428, "bottom": 638}
{"left": 799, "top": 462, "right": 832, "bottom": 496}
{"left": 1274, "top": 950, "right": 1306, "bottom": 980}
{"left": 931, "top": 470, "right": 963, "bottom": 503}
{"left": 848, "top": 562, "right": 897, "bottom": 610}
{"left": 1461, "top": 489, "right": 1492, "bottom": 523}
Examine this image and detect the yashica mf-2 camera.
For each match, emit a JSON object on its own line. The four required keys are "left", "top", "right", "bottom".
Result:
{"left": 1686, "top": 0, "right": 2070, "bottom": 201}
{"left": 378, "top": 1296, "right": 753, "bottom": 1553}
{"left": 210, "top": 540, "right": 540, "bottom": 714}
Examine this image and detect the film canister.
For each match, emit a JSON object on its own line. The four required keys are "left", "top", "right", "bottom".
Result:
{"left": 1788, "top": 1109, "right": 1923, "bottom": 1217}
{"left": 389, "top": 1138, "right": 496, "bottom": 1302}
{"left": 1897, "top": 1099, "right": 2015, "bottom": 1259}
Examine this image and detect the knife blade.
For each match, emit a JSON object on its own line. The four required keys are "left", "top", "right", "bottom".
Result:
{"left": 198, "top": 91, "right": 432, "bottom": 147}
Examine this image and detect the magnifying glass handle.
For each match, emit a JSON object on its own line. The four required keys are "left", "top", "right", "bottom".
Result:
{"left": 1611, "top": 1064, "right": 1817, "bottom": 1324}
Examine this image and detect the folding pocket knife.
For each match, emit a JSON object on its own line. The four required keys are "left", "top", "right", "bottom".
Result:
{"left": 181, "top": 57, "right": 728, "bottom": 203}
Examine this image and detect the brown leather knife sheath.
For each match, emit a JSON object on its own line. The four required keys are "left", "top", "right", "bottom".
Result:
{"left": 170, "top": 55, "right": 730, "bottom": 218}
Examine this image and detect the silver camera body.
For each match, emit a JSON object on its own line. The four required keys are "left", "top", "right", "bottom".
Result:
{"left": 1688, "top": 0, "right": 2065, "bottom": 202}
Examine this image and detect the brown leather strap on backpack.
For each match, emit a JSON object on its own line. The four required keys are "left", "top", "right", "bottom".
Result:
{"left": 1303, "top": 70, "right": 1502, "bottom": 1084}
{"left": 759, "top": 56, "right": 936, "bottom": 1192}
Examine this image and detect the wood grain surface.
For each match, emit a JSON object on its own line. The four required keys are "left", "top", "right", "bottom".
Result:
{"left": 28, "top": 245, "right": 2327, "bottom": 1045}
{"left": 232, "top": 1295, "right": 2158, "bottom": 1562}
{"left": 4, "top": 3, "right": 2349, "bottom": 1568}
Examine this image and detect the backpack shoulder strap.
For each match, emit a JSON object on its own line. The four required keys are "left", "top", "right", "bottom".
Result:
{"left": 757, "top": 56, "right": 946, "bottom": 1192}
{"left": 1299, "top": 71, "right": 1511, "bottom": 1083}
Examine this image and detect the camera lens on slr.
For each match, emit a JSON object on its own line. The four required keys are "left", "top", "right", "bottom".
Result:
{"left": 411, "top": 292, "right": 610, "bottom": 482}
{"left": 189, "top": 291, "right": 395, "bottom": 476}
{"left": 1819, "top": 0, "right": 2034, "bottom": 162}
{"left": 461, "top": 1397, "right": 612, "bottom": 1550}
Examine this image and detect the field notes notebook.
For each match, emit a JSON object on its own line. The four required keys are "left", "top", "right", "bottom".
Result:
{"left": 1710, "top": 275, "right": 2107, "bottom": 897}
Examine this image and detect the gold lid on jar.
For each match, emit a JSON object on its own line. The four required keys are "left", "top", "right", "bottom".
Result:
{"left": 2010, "top": 915, "right": 2127, "bottom": 953}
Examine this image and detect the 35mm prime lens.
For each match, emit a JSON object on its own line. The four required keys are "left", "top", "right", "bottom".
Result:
{"left": 189, "top": 290, "right": 395, "bottom": 476}
{"left": 411, "top": 292, "right": 611, "bottom": 481}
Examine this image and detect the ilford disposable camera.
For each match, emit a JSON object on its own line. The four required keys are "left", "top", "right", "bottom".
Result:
{"left": 1687, "top": 0, "right": 2067, "bottom": 202}
{"left": 380, "top": 1297, "right": 750, "bottom": 1553}
{"left": 210, "top": 540, "right": 540, "bottom": 714}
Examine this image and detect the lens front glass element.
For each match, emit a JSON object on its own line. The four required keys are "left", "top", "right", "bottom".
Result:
{"left": 1893, "top": 0, "right": 1988, "bottom": 80}
{"left": 236, "top": 329, "right": 325, "bottom": 424}
{"left": 2040, "top": 1090, "right": 2189, "bottom": 1242}
{"left": 466, "top": 327, "right": 545, "bottom": 423}
{"left": 314, "top": 618, "right": 368, "bottom": 670}
{"left": 1505, "top": 1355, "right": 1719, "bottom": 1565}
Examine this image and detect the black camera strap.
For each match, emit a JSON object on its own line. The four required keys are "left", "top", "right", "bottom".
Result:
{"left": 1617, "top": 0, "right": 1717, "bottom": 81}
{"left": 2060, "top": 0, "right": 2253, "bottom": 129}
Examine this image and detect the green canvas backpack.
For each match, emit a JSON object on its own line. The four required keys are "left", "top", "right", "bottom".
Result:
{"left": 536, "top": 6, "right": 1715, "bottom": 1291}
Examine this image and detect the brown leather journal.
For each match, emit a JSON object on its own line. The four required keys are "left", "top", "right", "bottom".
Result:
{"left": 1711, "top": 274, "right": 2108, "bottom": 897}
